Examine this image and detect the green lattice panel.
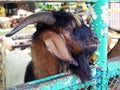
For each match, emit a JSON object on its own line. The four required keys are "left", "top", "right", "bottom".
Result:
{"left": 108, "top": 74, "right": 120, "bottom": 90}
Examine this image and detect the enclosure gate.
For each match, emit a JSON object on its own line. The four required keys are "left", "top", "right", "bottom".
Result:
{"left": 8, "top": 0, "right": 120, "bottom": 90}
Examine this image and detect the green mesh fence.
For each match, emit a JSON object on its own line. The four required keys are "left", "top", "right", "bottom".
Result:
{"left": 108, "top": 74, "right": 120, "bottom": 90}
{"left": 108, "top": 57, "right": 120, "bottom": 90}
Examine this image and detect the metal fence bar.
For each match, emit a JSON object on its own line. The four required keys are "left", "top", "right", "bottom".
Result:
{"left": 92, "top": 0, "right": 109, "bottom": 89}
{"left": 7, "top": 66, "right": 102, "bottom": 90}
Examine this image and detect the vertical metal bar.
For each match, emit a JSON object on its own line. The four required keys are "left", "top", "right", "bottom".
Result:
{"left": 92, "top": 0, "right": 109, "bottom": 89}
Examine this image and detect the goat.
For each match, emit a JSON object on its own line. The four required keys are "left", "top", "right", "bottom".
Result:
{"left": 2, "top": 48, "right": 31, "bottom": 88}
{"left": 6, "top": 10, "right": 99, "bottom": 83}
{"left": 0, "top": 37, "right": 31, "bottom": 88}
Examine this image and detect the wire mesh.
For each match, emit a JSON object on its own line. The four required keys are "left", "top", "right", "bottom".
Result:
{"left": 108, "top": 74, "right": 120, "bottom": 90}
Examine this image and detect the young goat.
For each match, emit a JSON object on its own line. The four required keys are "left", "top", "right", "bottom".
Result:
{"left": 6, "top": 10, "right": 99, "bottom": 83}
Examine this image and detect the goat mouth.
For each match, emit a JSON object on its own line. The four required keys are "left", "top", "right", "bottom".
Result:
{"left": 88, "top": 44, "right": 99, "bottom": 47}
{"left": 85, "top": 44, "right": 99, "bottom": 48}
{"left": 84, "top": 44, "right": 99, "bottom": 52}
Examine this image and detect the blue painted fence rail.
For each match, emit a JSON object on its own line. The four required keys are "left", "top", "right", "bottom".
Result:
{"left": 7, "top": 66, "right": 102, "bottom": 90}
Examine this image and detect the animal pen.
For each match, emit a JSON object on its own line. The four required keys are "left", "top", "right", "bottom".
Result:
{"left": 5, "top": 0, "right": 120, "bottom": 90}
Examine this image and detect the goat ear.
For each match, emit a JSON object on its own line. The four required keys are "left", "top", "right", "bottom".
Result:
{"left": 44, "top": 35, "right": 78, "bottom": 66}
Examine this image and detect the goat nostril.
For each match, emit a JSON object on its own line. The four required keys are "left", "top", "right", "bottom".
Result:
{"left": 93, "top": 35, "right": 98, "bottom": 40}
{"left": 94, "top": 37, "right": 98, "bottom": 40}
{"left": 92, "top": 35, "right": 99, "bottom": 44}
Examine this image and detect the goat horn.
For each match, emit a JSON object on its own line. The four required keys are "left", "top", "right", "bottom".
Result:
{"left": 6, "top": 11, "right": 56, "bottom": 37}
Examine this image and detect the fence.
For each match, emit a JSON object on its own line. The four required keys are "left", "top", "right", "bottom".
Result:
{"left": 7, "top": 0, "right": 120, "bottom": 90}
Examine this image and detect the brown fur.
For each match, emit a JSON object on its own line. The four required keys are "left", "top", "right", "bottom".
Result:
{"left": 31, "top": 29, "right": 78, "bottom": 79}
{"left": 32, "top": 30, "right": 59, "bottom": 79}
{"left": 62, "top": 30, "right": 84, "bottom": 55}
